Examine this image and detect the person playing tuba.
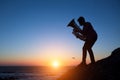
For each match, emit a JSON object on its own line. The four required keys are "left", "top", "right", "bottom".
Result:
{"left": 67, "top": 16, "right": 98, "bottom": 65}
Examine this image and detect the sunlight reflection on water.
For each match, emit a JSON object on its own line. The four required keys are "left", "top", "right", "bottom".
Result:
{"left": 0, "top": 66, "right": 74, "bottom": 80}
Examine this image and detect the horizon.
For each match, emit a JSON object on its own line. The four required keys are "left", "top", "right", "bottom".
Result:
{"left": 0, "top": 0, "right": 120, "bottom": 66}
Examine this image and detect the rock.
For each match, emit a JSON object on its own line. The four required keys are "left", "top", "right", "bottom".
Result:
{"left": 58, "top": 47, "right": 120, "bottom": 80}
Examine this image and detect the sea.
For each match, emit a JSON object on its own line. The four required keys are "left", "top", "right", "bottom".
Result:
{"left": 0, "top": 66, "right": 73, "bottom": 80}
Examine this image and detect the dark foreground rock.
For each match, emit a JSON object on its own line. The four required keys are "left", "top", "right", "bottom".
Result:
{"left": 58, "top": 48, "right": 120, "bottom": 80}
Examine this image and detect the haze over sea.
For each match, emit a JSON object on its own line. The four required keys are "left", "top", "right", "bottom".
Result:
{"left": 0, "top": 66, "right": 73, "bottom": 80}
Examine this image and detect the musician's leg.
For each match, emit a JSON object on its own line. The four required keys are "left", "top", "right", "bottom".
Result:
{"left": 82, "top": 42, "right": 88, "bottom": 64}
{"left": 88, "top": 48, "right": 95, "bottom": 63}
{"left": 87, "top": 39, "right": 96, "bottom": 64}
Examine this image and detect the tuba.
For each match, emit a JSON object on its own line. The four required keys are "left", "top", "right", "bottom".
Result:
{"left": 67, "top": 19, "right": 86, "bottom": 41}
{"left": 67, "top": 19, "right": 80, "bottom": 31}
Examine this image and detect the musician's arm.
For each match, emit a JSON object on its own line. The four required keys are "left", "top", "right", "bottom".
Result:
{"left": 72, "top": 32, "right": 86, "bottom": 41}
{"left": 73, "top": 28, "right": 83, "bottom": 34}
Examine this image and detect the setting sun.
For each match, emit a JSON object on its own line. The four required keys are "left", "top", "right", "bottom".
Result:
{"left": 52, "top": 61, "right": 60, "bottom": 68}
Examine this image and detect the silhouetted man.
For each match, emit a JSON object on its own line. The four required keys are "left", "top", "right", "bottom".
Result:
{"left": 73, "top": 16, "right": 97, "bottom": 65}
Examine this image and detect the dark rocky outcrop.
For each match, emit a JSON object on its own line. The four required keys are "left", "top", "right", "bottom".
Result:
{"left": 58, "top": 48, "right": 120, "bottom": 80}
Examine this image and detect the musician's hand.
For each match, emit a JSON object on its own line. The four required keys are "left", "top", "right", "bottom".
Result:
{"left": 73, "top": 28, "right": 79, "bottom": 32}
{"left": 72, "top": 31, "right": 79, "bottom": 38}
{"left": 75, "top": 33, "right": 79, "bottom": 38}
{"left": 72, "top": 31, "right": 86, "bottom": 41}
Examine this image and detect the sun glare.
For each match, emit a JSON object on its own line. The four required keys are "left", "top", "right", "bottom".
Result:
{"left": 52, "top": 61, "right": 60, "bottom": 68}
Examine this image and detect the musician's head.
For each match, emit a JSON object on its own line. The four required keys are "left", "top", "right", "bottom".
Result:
{"left": 77, "top": 16, "right": 85, "bottom": 26}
